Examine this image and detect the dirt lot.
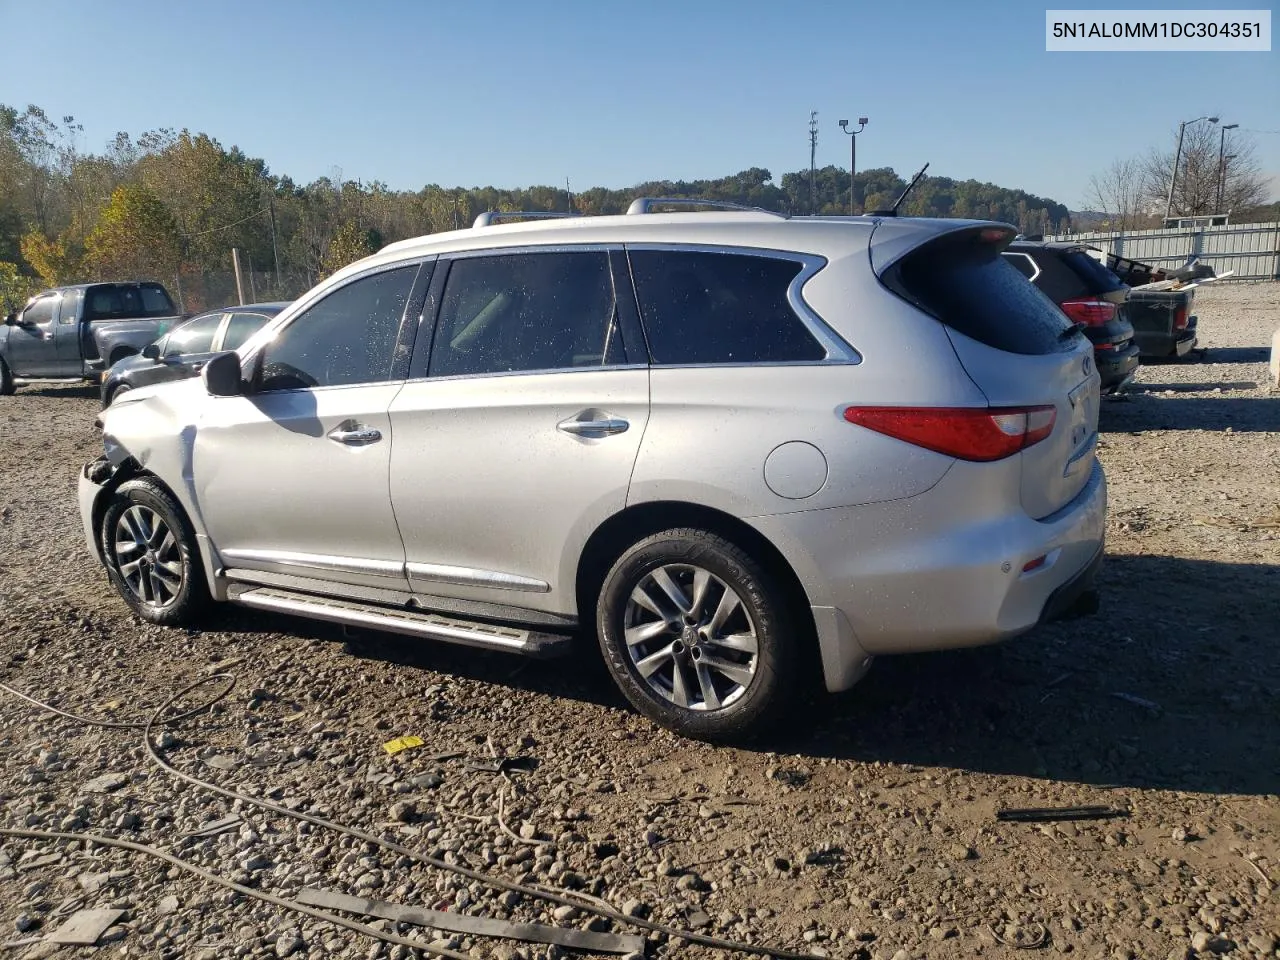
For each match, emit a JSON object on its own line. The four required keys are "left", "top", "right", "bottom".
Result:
{"left": 1, "top": 283, "right": 1277, "bottom": 960}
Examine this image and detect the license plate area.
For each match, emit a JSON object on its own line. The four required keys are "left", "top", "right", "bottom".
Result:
{"left": 1065, "top": 378, "right": 1099, "bottom": 474}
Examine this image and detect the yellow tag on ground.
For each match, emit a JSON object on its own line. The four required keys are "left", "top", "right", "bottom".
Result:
{"left": 382, "top": 735, "right": 424, "bottom": 756}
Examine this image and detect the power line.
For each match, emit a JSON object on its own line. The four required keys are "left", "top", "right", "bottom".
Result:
{"left": 182, "top": 207, "right": 268, "bottom": 238}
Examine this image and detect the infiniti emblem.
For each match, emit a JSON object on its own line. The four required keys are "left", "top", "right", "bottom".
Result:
{"left": 1082, "top": 355, "right": 1092, "bottom": 375}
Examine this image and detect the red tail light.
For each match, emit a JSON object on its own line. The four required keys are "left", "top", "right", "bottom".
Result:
{"left": 1059, "top": 298, "right": 1115, "bottom": 326}
{"left": 1173, "top": 305, "right": 1189, "bottom": 330}
{"left": 843, "top": 406, "right": 1057, "bottom": 462}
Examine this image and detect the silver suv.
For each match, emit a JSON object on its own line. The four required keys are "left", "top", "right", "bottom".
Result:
{"left": 78, "top": 203, "right": 1107, "bottom": 741}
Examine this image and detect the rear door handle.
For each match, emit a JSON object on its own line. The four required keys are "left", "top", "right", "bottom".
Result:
{"left": 557, "top": 415, "right": 630, "bottom": 439}
{"left": 328, "top": 424, "right": 382, "bottom": 446}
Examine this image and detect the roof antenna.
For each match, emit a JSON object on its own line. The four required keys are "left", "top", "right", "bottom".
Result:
{"left": 869, "top": 162, "right": 930, "bottom": 217}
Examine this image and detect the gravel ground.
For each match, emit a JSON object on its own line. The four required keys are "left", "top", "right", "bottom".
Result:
{"left": 1, "top": 282, "right": 1277, "bottom": 960}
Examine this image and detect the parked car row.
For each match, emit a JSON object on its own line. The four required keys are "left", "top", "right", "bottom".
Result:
{"left": 100, "top": 302, "right": 289, "bottom": 407}
{"left": 1002, "top": 240, "right": 1206, "bottom": 396}
{"left": 1, "top": 282, "right": 184, "bottom": 396}
{"left": 75, "top": 204, "right": 1108, "bottom": 741}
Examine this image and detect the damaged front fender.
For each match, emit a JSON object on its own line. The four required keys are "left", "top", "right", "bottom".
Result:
{"left": 79, "top": 380, "right": 223, "bottom": 595}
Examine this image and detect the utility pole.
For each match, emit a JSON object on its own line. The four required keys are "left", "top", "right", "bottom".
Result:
{"left": 1216, "top": 123, "right": 1238, "bottom": 213}
{"left": 566, "top": 177, "right": 573, "bottom": 213}
{"left": 231, "top": 248, "right": 246, "bottom": 305}
{"left": 808, "top": 111, "right": 819, "bottom": 215}
{"left": 1165, "top": 115, "right": 1218, "bottom": 224}
{"left": 839, "top": 117, "right": 868, "bottom": 215}
{"left": 267, "top": 195, "right": 281, "bottom": 293}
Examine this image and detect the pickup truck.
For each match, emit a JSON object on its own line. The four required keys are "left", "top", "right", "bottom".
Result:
{"left": 0, "top": 282, "right": 185, "bottom": 395}
{"left": 1096, "top": 253, "right": 1200, "bottom": 360}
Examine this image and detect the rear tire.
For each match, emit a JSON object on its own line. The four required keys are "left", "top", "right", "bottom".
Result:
{"left": 596, "top": 528, "right": 797, "bottom": 743}
{"left": 0, "top": 358, "right": 14, "bottom": 396}
{"left": 100, "top": 478, "right": 209, "bottom": 626}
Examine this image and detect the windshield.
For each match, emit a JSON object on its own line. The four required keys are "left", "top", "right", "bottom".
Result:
{"left": 83, "top": 283, "right": 177, "bottom": 321}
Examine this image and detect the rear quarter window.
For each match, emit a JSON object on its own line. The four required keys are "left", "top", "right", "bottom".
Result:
{"left": 628, "top": 250, "right": 826, "bottom": 365}
{"left": 1062, "top": 250, "right": 1126, "bottom": 293}
{"left": 889, "top": 234, "right": 1075, "bottom": 356}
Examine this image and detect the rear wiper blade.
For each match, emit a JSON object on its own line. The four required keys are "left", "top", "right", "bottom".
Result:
{"left": 1060, "top": 322, "right": 1087, "bottom": 341}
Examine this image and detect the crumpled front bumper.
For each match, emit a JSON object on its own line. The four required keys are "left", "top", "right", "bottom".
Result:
{"left": 78, "top": 457, "right": 112, "bottom": 565}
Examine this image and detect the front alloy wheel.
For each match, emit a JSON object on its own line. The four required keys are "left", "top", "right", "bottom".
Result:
{"left": 113, "top": 504, "right": 184, "bottom": 608}
{"left": 101, "top": 478, "right": 209, "bottom": 625}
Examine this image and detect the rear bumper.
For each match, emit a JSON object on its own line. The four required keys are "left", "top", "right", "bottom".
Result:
{"left": 1138, "top": 316, "right": 1198, "bottom": 359}
{"left": 1096, "top": 342, "right": 1140, "bottom": 390}
{"left": 1174, "top": 326, "right": 1198, "bottom": 357}
{"left": 748, "top": 457, "right": 1107, "bottom": 691}
{"left": 1038, "top": 543, "right": 1103, "bottom": 624}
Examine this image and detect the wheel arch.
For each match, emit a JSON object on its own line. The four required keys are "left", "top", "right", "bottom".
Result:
{"left": 92, "top": 462, "right": 221, "bottom": 597}
{"left": 575, "top": 501, "right": 822, "bottom": 674}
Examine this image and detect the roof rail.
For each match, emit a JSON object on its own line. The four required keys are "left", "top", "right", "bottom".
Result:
{"left": 472, "top": 211, "right": 580, "bottom": 228}
{"left": 625, "top": 197, "right": 786, "bottom": 218}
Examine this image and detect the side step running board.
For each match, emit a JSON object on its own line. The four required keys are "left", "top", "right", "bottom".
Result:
{"left": 228, "top": 586, "right": 572, "bottom": 658}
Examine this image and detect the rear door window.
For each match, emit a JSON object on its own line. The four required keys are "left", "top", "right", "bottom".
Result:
{"left": 429, "top": 251, "right": 622, "bottom": 377}
{"left": 890, "top": 233, "right": 1075, "bottom": 355}
{"left": 627, "top": 250, "right": 825, "bottom": 364}
{"left": 221, "top": 311, "right": 272, "bottom": 350}
{"left": 138, "top": 284, "right": 176, "bottom": 314}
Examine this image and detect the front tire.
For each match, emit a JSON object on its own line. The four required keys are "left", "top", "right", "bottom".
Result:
{"left": 0, "top": 358, "right": 14, "bottom": 396}
{"left": 101, "top": 478, "right": 209, "bottom": 626}
{"left": 103, "top": 382, "right": 132, "bottom": 407}
{"left": 596, "top": 528, "right": 797, "bottom": 742}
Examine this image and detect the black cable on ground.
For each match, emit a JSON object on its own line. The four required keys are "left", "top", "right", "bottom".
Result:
{"left": 0, "top": 673, "right": 829, "bottom": 960}
{"left": 0, "top": 674, "right": 236, "bottom": 729}
{"left": 0, "top": 827, "right": 473, "bottom": 960}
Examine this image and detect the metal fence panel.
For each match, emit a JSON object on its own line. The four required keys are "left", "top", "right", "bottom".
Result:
{"left": 1047, "top": 221, "right": 1280, "bottom": 282}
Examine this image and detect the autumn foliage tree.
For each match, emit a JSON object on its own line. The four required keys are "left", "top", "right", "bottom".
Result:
{"left": 321, "top": 220, "right": 380, "bottom": 277}
{"left": 84, "top": 185, "right": 182, "bottom": 282}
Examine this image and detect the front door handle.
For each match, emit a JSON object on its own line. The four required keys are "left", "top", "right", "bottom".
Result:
{"left": 328, "top": 423, "right": 382, "bottom": 446}
{"left": 557, "top": 414, "right": 630, "bottom": 439}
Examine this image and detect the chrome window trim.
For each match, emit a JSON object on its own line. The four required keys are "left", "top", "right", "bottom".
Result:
{"left": 442, "top": 243, "right": 618, "bottom": 259}
{"left": 1002, "top": 251, "right": 1042, "bottom": 283}
{"left": 406, "top": 561, "right": 551, "bottom": 594}
{"left": 219, "top": 548, "right": 405, "bottom": 579}
{"left": 622, "top": 242, "right": 862, "bottom": 364}
{"left": 401, "top": 363, "right": 648, "bottom": 386}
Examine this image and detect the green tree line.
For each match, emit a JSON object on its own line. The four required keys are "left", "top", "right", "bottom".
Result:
{"left": 1, "top": 103, "right": 1071, "bottom": 312}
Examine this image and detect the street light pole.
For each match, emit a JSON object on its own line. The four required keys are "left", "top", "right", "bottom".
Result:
{"left": 1164, "top": 115, "right": 1218, "bottom": 225}
{"left": 1216, "top": 123, "right": 1238, "bottom": 214}
{"left": 839, "top": 117, "right": 868, "bottom": 215}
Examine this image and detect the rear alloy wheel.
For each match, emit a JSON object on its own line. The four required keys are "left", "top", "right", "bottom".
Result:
{"left": 597, "top": 528, "right": 796, "bottom": 742}
{"left": 0, "top": 358, "right": 14, "bottom": 396}
{"left": 101, "top": 478, "right": 208, "bottom": 626}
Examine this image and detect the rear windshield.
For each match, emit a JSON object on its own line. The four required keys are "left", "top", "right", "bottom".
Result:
{"left": 1062, "top": 250, "right": 1126, "bottom": 293}
{"left": 889, "top": 233, "right": 1076, "bottom": 355}
{"left": 83, "top": 283, "right": 176, "bottom": 321}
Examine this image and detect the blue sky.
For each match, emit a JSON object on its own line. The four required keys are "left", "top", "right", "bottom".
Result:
{"left": 2, "top": 0, "right": 1276, "bottom": 209}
